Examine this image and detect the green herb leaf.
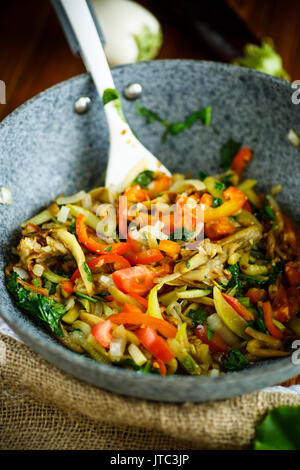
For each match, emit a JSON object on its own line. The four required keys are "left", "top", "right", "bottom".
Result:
{"left": 133, "top": 170, "right": 154, "bottom": 189}
{"left": 212, "top": 197, "right": 223, "bottom": 208}
{"left": 105, "top": 246, "right": 112, "bottom": 252}
{"left": 84, "top": 262, "right": 93, "bottom": 283}
{"left": 198, "top": 171, "right": 208, "bottom": 181}
{"left": 215, "top": 181, "right": 226, "bottom": 191}
{"left": 220, "top": 139, "right": 241, "bottom": 169}
{"left": 254, "top": 406, "right": 300, "bottom": 450}
{"left": 7, "top": 272, "right": 65, "bottom": 336}
{"left": 136, "top": 104, "right": 211, "bottom": 143}
{"left": 103, "top": 88, "right": 119, "bottom": 105}
{"left": 169, "top": 228, "right": 194, "bottom": 242}
{"left": 224, "top": 348, "right": 249, "bottom": 372}
{"left": 187, "top": 307, "right": 209, "bottom": 327}
{"left": 69, "top": 220, "right": 76, "bottom": 234}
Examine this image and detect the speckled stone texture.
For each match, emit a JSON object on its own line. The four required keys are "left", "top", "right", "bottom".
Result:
{"left": 1, "top": 60, "right": 300, "bottom": 402}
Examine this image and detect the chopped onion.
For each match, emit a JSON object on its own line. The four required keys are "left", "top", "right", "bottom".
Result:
{"left": 109, "top": 336, "right": 126, "bottom": 361}
{"left": 207, "top": 313, "right": 241, "bottom": 347}
{"left": 13, "top": 266, "right": 29, "bottom": 280}
{"left": 56, "top": 190, "right": 86, "bottom": 206}
{"left": 32, "top": 263, "right": 45, "bottom": 277}
{"left": 57, "top": 206, "right": 70, "bottom": 223}
{"left": 65, "top": 296, "right": 75, "bottom": 312}
{"left": 82, "top": 193, "right": 92, "bottom": 210}
{"left": 0, "top": 187, "right": 12, "bottom": 205}
{"left": 170, "top": 179, "right": 206, "bottom": 192}
{"left": 128, "top": 343, "right": 147, "bottom": 366}
{"left": 287, "top": 128, "right": 300, "bottom": 147}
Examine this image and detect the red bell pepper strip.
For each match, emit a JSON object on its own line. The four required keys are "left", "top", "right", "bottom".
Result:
{"left": 109, "top": 304, "right": 177, "bottom": 338}
{"left": 232, "top": 147, "right": 253, "bottom": 177}
{"left": 76, "top": 213, "right": 131, "bottom": 254}
{"left": 61, "top": 280, "right": 74, "bottom": 294}
{"left": 70, "top": 254, "right": 130, "bottom": 282}
{"left": 135, "top": 326, "right": 175, "bottom": 363}
{"left": 125, "top": 248, "right": 164, "bottom": 265}
{"left": 222, "top": 293, "right": 255, "bottom": 321}
{"left": 261, "top": 301, "right": 283, "bottom": 340}
{"left": 91, "top": 320, "right": 113, "bottom": 348}
{"left": 272, "top": 284, "right": 290, "bottom": 323}
{"left": 153, "top": 358, "right": 167, "bottom": 376}
{"left": 205, "top": 217, "right": 236, "bottom": 241}
{"left": 194, "top": 323, "right": 229, "bottom": 354}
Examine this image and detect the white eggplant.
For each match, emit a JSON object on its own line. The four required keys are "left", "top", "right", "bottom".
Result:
{"left": 92, "top": 0, "right": 162, "bottom": 66}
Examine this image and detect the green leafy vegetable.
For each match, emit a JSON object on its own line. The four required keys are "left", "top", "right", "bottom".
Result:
{"left": 212, "top": 197, "right": 223, "bottom": 208}
{"left": 233, "top": 39, "right": 290, "bottom": 81}
{"left": 133, "top": 170, "right": 154, "bottom": 188}
{"left": 224, "top": 263, "right": 245, "bottom": 297}
{"left": 188, "top": 307, "right": 209, "bottom": 327}
{"left": 69, "top": 220, "right": 76, "bottom": 234}
{"left": 136, "top": 104, "right": 211, "bottom": 143}
{"left": 220, "top": 139, "right": 241, "bottom": 170}
{"left": 254, "top": 406, "right": 300, "bottom": 450}
{"left": 224, "top": 348, "right": 249, "bottom": 372}
{"left": 7, "top": 272, "right": 65, "bottom": 336}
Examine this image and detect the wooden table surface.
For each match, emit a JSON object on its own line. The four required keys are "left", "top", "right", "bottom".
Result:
{"left": 1, "top": 0, "right": 300, "bottom": 122}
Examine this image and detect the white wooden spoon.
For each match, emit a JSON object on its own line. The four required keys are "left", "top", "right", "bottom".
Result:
{"left": 58, "top": 0, "right": 170, "bottom": 190}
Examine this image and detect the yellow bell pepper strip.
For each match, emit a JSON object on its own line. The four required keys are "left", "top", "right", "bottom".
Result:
{"left": 231, "top": 147, "right": 253, "bottom": 177}
{"left": 109, "top": 304, "right": 177, "bottom": 338}
{"left": 222, "top": 293, "right": 255, "bottom": 322}
{"left": 203, "top": 186, "right": 247, "bottom": 222}
{"left": 213, "top": 286, "right": 248, "bottom": 339}
{"left": 158, "top": 240, "right": 180, "bottom": 258}
{"left": 54, "top": 229, "right": 94, "bottom": 296}
{"left": 262, "top": 301, "right": 283, "bottom": 340}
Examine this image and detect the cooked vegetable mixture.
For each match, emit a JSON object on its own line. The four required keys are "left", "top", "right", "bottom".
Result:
{"left": 6, "top": 144, "right": 300, "bottom": 376}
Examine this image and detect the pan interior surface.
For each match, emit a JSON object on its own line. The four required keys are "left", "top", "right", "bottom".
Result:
{"left": 1, "top": 60, "right": 300, "bottom": 402}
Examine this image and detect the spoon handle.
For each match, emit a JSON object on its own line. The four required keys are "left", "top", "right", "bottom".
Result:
{"left": 57, "top": 0, "right": 116, "bottom": 112}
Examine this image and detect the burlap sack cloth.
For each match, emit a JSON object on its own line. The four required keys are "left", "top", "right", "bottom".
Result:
{"left": 1, "top": 332, "right": 300, "bottom": 450}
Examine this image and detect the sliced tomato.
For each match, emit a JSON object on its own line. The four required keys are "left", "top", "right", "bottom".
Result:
{"left": 109, "top": 304, "right": 177, "bottom": 338}
{"left": 112, "top": 265, "right": 155, "bottom": 296}
{"left": 194, "top": 323, "right": 229, "bottom": 354}
{"left": 125, "top": 248, "right": 164, "bottom": 265}
{"left": 91, "top": 320, "right": 112, "bottom": 348}
{"left": 136, "top": 326, "right": 175, "bottom": 363}
{"left": 222, "top": 293, "right": 255, "bottom": 321}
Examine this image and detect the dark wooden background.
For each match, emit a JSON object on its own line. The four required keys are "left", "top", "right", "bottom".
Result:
{"left": 1, "top": 0, "right": 300, "bottom": 122}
